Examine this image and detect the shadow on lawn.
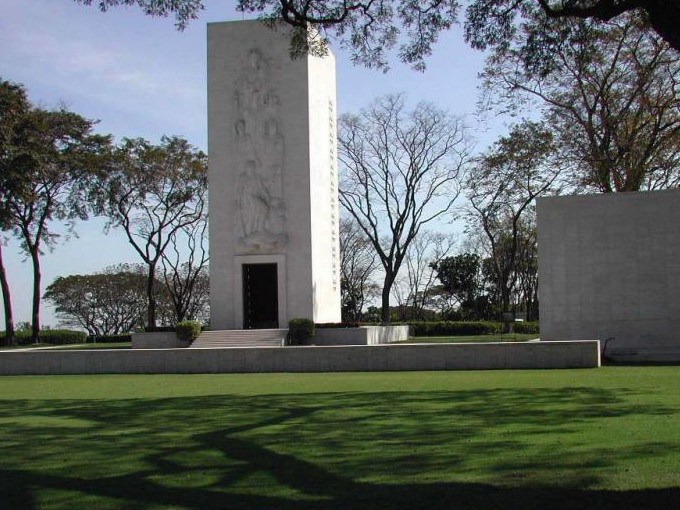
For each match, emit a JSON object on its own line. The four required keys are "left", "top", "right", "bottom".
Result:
{"left": 1, "top": 386, "right": 678, "bottom": 509}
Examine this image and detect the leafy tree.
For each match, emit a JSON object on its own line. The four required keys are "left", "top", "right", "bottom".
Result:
{"left": 466, "top": 1, "right": 680, "bottom": 54}
{"left": 44, "top": 265, "right": 148, "bottom": 335}
{"left": 466, "top": 121, "right": 562, "bottom": 327}
{"left": 0, "top": 81, "right": 111, "bottom": 343}
{"left": 77, "top": 1, "right": 680, "bottom": 69}
{"left": 362, "top": 305, "right": 382, "bottom": 323}
{"left": 338, "top": 94, "right": 469, "bottom": 323}
{"left": 339, "top": 218, "right": 379, "bottom": 322}
{"left": 432, "top": 252, "right": 483, "bottom": 315}
{"left": 0, "top": 245, "right": 13, "bottom": 346}
{"left": 95, "top": 136, "right": 207, "bottom": 328}
{"left": 482, "top": 10, "right": 680, "bottom": 192}
{"left": 0, "top": 79, "right": 31, "bottom": 346}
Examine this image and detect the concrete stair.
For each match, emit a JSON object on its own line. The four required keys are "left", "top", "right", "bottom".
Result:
{"left": 190, "top": 329, "right": 287, "bottom": 348}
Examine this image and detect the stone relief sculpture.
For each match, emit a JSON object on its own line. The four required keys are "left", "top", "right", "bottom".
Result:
{"left": 238, "top": 161, "right": 269, "bottom": 236}
{"left": 233, "top": 48, "right": 287, "bottom": 253}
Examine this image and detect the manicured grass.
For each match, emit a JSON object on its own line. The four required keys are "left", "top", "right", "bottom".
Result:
{"left": 0, "top": 368, "right": 678, "bottom": 509}
{"left": 404, "top": 333, "right": 538, "bottom": 343}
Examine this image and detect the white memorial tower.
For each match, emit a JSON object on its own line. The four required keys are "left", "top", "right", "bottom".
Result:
{"left": 208, "top": 20, "right": 341, "bottom": 329}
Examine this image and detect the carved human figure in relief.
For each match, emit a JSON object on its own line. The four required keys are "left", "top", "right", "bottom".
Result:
{"left": 262, "top": 118, "right": 284, "bottom": 167}
{"left": 238, "top": 161, "right": 270, "bottom": 237}
{"left": 233, "top": 47, "right": 287, "bottom": 252}
{"left": 237, "top": 161, "right": 286, "bottom": 251}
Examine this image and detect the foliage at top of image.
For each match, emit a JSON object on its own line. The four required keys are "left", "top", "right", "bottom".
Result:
{"left": 76, "top": 1, "right": 680, "bottom": 71}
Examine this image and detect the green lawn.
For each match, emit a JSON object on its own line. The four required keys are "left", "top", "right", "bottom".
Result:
{"left": 0, "top": 368, "right": 678, "bottom": 509}
{"left": 404, "top": 333, "right": 538, "bottom": 343}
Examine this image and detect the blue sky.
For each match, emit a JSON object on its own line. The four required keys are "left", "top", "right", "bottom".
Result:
{"left": 1, "top": 0, "right": 512, "bottom": 327}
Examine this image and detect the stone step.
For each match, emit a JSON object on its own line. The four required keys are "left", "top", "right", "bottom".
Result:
{"left": 190, "top": 329, "right": 287, "bottom": 349}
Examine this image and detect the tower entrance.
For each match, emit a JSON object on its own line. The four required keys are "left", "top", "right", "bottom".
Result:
{"left": 242, "top": 263, "right": 278, "bottom": 329}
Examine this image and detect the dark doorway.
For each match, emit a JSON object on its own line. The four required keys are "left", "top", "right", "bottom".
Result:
{"left": 242, "top": 263, "right": 278, "bottom": 329}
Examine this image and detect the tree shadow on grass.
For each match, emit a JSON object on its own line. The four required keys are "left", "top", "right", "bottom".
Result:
{"left": 0, "top": 386, "right": 678, "bottom": 509}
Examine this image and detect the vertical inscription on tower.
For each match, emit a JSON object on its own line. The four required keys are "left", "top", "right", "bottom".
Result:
{"left": 329, "top": 99, "right": 339, "bottom": 292}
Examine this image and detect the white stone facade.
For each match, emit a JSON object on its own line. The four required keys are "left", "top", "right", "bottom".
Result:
{"left": 208, "top": 20, "right": 341, "bottom": 329}
{"left": 537, "top": 189, "right": 680, "bottom": 361}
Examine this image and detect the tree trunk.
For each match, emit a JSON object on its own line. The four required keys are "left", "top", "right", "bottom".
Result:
{"left": 500, "top": 285, "right": 512, "bottom": 334}
{"left": 380, "top": 273, "right": 395, "bottom": 324}
{"left": 0, "top": 244, "right": 16, "bottom": 346}
{"left": 147, "top": 263, "right": 157, "bottom": 328}
{"left": 30, "top": 246, "right": 41, "bottom": 344}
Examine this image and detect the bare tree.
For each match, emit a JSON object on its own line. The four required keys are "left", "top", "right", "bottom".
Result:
{"left": 339, "top": 94, "right": 470, "bottom": 323}
{"left": 339, "top": 217, "right": 379, "bottom": 322}
{"left": 97, "top": 136, "right": 207, "bottom": 328}
{"left": 398, "top": 230, "right": 456, "bottom": 320}
{"left": 466, "top": 121, "right": 562, "bottom": 327}
{"left": 482, "top": 11, "right": 680, "bottom": 192}
{"left": 160, "top": 204, "right": 210, "bottom": 324}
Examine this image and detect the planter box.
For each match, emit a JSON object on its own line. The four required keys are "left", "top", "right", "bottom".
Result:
{"left": 132, "top": 332, "right": 189, "bottom": 349}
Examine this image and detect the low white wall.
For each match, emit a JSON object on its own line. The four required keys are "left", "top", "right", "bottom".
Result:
{"left": 132, "top": 332, "right": 189, "bottom": 349}
{"left": 538, "top": 191, "right": 680, "bottom": 361}
{"left": 313, "top": 326, "right": 410, "bottom": 346}
{"left": 366, "top": 325, "right": 410, "bottom": 345}
{"left": 0, "top": 340, "right": 599, "bottom": 375}
{"left": 606, "top": 346, "right": 680, "bottom": 363}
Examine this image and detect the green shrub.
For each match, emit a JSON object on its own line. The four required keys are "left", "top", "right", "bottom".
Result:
{"left": 175, "top": 321, "right": 202, "bottom": 342}
{"left": 0, "top": 331, "right": 28, "bottom": 346}
{"left": 144, "top": 326, "right": 175, "bottom": 333}
{"left": 513, "top": 321, "right": 540, "bottom": 334}
{"left": 5, "top": 329, "right": 88, "bottom": 346}
{"left": 410, "top": 321, "right": 501, "bottom": 337}
{"left": 288, "top": 318, "right": 315, "bottom": 345}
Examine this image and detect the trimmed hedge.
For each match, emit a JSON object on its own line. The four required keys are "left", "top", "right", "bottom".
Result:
{"left": 87, "top": 334, "right": 132, "bottom": 343}
{"left": 0, "top": 329, "right": 88, "bottom": 346}
{"left": 144, "top": 326, "right": 175, "bottom": 333}
{"left": 410, "top": 321, "right": 501, "bottom": 337}
{"left": 35, "top": 329, "right": 88, "bottom": 345}
{"left": 315, "top": 322, "right": 361, "bottom": 329}
{"left": 176, "top": 321, "right": 202, "bottom": 342}
{"left": 513, "top": 321, "right": 540, "bottom": 334}
{"left": 288, "top": 318, "right": 315, "bottom": 345}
